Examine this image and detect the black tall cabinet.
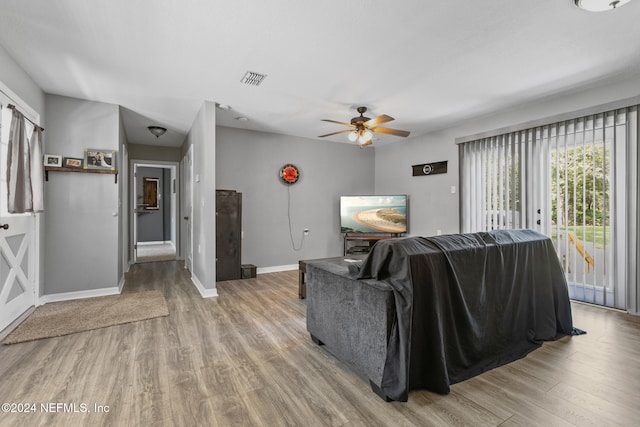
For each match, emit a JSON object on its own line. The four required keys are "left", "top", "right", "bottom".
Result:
{"left": 216, "top": 190, "right": 242, "bottom": 281}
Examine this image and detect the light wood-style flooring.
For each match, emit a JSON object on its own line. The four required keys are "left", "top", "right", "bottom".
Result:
{"left": 1, "top": 260, "right": 639, "bottom": 426}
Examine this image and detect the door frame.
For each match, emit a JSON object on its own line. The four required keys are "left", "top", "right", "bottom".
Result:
{"left": 130, "top": 160, "right": 180, "bottom": 264}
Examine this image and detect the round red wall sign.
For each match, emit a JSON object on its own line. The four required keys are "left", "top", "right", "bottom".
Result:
{"left": 280, "top": 164, "right": 300, "bottom": 184}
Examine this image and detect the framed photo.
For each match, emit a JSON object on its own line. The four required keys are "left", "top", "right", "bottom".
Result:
{"left": 63, "top": 157, "right": 83, "bottom": 168}
{"left": 44, "top": 154, "right": 62, "bottom": 167}
{"left": 143, "top": 177, "right": 160, "bottom": 210}
{"left": 84, "top": 149, "right": 116, "bottom": 170}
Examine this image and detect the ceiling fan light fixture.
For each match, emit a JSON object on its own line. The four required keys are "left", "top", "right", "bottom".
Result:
{"left": 147, "top": 126, "right": 167, "bottom": 138}
{"left": 318, "top": 106, "right": 409, "bottom": 147}
{"left": 358, "top": 132, "right": 372, "bottom": 145}
{"left": 574, "top": 0, "right": 632, "bottom": 11}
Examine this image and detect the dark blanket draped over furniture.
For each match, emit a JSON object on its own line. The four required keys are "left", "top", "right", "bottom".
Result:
{"left": 306, "top": 229, "right": 574, "bottom": 402}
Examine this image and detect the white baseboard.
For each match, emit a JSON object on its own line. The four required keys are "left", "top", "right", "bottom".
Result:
{"left": 190, "top": 274, "right": 218, "bottom": 298}
{"left": 118, "top": 276, "right": 125, "bottom": 293}
{"left": 39, "top": 286, "right": 122, "bottom": 306}
{"left": 256, "top": 264, "right": 298, "bottom": 274}
{"left": 137, "top": 241, "right": 166, "bottom": 246}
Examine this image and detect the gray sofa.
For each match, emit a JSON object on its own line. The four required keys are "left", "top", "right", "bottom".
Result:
{"left": 306, "top": 230, "right": 575, "bottom": 402}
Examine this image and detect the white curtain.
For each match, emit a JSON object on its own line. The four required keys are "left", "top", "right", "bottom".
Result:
{"left": 6, "top": 108, "right": 44, "bottom": 213}
{"left": 29, "top": 125, "right": 44, "bottom": 212}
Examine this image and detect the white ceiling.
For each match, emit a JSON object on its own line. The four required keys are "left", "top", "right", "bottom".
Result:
{"left": 1, "top": 0, "right": 639, "bottom": 148}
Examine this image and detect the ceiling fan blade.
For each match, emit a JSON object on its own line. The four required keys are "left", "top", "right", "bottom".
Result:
{"left": 321, "top": 119, "right": 355, "bottom": 127}
{"left": 364, "top": 114, "right": 394, "bottom": 128}
{"left": 318, "top": 129, "right": 353, "bottom": 138}
{"left": 372, "top": 127, "right": 411, "bottom": 137}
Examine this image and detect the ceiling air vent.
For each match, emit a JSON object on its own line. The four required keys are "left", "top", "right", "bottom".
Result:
{"left": 240, "top": 71, "right": 267, "bottom": 86}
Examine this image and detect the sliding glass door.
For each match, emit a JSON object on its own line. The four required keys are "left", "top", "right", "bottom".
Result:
{"left": 460, "top": 110, "right": 631, "bottom": 310}
{"left": 547, "top": 116, "right": 627, "bottom": 309}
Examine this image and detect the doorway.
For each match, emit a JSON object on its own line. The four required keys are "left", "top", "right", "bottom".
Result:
{"left": 548, "top": 118, "right": 627, "bottom": 309}
{"left": 0, "top": 90, "right": 40, "bottom": 333}
{"left": 132, "top": 162, "right": 179, "bottom": 263}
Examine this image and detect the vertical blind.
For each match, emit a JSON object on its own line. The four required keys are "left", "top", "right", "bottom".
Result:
{"left": 459, "top": 106, "right": 639, "bottom": 314}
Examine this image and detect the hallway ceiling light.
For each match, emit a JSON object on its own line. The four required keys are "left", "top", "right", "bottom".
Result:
{"left": 148, "top": 126, "right": 167, "bottom": 138}
{"left": 574, "top": 0, "right": 632, "bottom": 11}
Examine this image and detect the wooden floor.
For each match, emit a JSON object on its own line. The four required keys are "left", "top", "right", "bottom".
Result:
{"left": 1, "top": 261, "right": 639, "bottom": 426}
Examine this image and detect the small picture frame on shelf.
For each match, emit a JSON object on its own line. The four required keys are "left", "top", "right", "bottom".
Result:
{"left": 63, "top": 157, "right": 83, "bottom": 168}
{"left": 84, "top": 149, "right": 116, "bottom": 170}
{"left": 44, "top": 154, "right": 62, "bottom": 167}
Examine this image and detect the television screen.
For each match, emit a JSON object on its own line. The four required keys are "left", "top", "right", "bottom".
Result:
{"left": 340, "top": 195, "right": 408, "bottom": 234}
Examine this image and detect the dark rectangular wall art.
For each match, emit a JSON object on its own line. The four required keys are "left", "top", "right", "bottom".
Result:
{"left": 412, "top": 161, "right": 447, "bottom": 177}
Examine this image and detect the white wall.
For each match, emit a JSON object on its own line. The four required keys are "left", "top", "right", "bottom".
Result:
{"left": 182, "top": 101, "right": 217, "bottom": 290}
{"left": 375, "top": 73, "right": 640, "bottom": 238}
{"left": 216, "top": 126, "right": 375, "bottom": 269}
{"left": 118, "top": 110, "right": 128, "bottom": 277}
{"left": 43, "top": 94, "right": 121, "bottom": 295}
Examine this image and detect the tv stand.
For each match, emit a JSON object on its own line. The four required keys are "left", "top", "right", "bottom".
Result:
{"left": 343, "top": 234, "right": 399, "bottom": 256}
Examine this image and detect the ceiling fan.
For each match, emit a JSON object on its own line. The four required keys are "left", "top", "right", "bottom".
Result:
{"left": 319, "top": 106, "right": 410, "bottom": 147}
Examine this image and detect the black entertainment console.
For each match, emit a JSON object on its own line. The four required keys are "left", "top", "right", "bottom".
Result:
{"left": 343, "top": 234, "right": 400, "bottom": 256}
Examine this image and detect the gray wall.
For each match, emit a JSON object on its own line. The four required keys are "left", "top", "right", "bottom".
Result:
{"left": 118, "top": 110, "right": 128, "bottom": 278}
{"left": 43, "top": 94, "right": 121, "bottom": 294}
{"left": 216, "top": 126, "right": 375, "bottom": 268}
{"left": 182, "top": 101, "right": 216, "bottom": 289}
{"left": 128, "top": 143, "right": 181, "bottom": 162}
{"left": 375, "top": 73, "right": 640, "bottom": 238}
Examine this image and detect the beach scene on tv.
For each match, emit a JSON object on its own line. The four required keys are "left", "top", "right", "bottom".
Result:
{"left": 340, "top": 195, "right": 407, "bottom": 234}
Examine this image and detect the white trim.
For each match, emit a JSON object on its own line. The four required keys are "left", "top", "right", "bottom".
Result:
{"left": 118, "top": 276, "right": 125, "bottom": 293}
{"left": 190, "top": 274, "right": 218, "bottom": 298}
{"left": 0, "top": 84, "right": 40, "bottom": 123}
{"left": 38, "top": 286, "right": 122, "bottom": 306}
{"left": 257, "top": 264, "right": 298, "bottom": 274}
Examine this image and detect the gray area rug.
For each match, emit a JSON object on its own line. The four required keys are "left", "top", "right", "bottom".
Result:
{"left": 2, "top": 290, "right": 169, "bottom": 345}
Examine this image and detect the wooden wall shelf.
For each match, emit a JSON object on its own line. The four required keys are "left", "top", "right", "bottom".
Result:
{"left": 44, "top": 166, "right": 118, "bottom": 183}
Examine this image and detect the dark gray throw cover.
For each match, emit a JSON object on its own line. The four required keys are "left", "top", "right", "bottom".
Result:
{"left": 351, "top": 229, "right": 574, "bottom": 401}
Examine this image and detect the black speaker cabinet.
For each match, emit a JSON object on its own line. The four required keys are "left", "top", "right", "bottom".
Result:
{"left": 216, "top": 190, "right": 242, "bottom": 281}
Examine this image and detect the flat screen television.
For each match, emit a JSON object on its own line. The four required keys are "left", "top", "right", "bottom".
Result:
{"left": 340, "top": 195, "right": 408, "bottom": 234}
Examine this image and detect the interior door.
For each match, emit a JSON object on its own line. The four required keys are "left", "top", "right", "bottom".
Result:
{"left": 0, "top": 102, "right": 36, "bottom": 332}
{"left": 183, "top": 145, "right": 193, "bottom": 271}
{"left": 0, "top": 216, "right": 35, "bottom": 331}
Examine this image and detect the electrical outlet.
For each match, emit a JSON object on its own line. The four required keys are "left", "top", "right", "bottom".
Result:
{"left": 437, "top": 229, "right": 442, "bottom": 235}
{"left": 304, "top": 228, "right": 309, "bottom": 236}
